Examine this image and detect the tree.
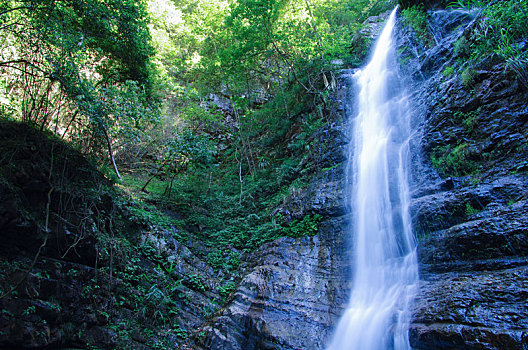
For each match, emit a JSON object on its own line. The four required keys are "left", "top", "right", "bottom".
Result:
{"left": 0, "top": 0, "right": 158, "bottom": 177}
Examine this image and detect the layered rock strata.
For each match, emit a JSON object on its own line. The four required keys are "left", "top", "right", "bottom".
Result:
{"left": 396, "top": 9, "right": 528, "bottom": 349}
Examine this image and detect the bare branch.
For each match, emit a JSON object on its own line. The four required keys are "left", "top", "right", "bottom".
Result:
{"left": 0, "top": 59, "right": 48, "bottom": 74}
{"left": 0, "top": 6, "right": 28, "bottom": 18}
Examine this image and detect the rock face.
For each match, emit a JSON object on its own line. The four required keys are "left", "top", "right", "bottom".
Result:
{"left": 198, "top": 232, "right": 349, "bottom": 350}
{"left": 395, "top": 8, "right": 528, "bottom": 349}
{"left": 195, "top": 74, "right": 358, "bottom": 350}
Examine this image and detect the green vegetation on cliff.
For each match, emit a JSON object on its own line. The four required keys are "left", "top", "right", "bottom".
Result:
{"left": 396, "top": 0, "right": 528, "bottom": 179}
{"left": 0, "top": 0, "right": 395, "bottom": 252}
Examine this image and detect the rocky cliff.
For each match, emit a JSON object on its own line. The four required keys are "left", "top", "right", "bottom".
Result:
{"left": 395, "top": 9, "right": 528, "bottom": 350}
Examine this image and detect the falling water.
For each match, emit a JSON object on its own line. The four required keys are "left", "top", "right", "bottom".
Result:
{"left": 327, "top": 8, "right": 418, "bottom": 350}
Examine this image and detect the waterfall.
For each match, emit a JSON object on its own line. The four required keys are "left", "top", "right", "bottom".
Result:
{"left": 327, "top": 8, "right": 419, "bottom": 350}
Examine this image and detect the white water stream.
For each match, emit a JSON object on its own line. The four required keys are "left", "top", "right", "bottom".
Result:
{"left": 327, "top": 8, "right": 419, "bottom": 350}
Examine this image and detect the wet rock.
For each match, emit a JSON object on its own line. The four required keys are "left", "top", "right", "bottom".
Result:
{"left": 428, "top": 9, "right": 473, "bottom": 42}
{"left": 398, "top": 7, "right": 528, "bottom": 350}
{"left": 411, "top": 267, "right": 528, "bottom": 350}
{"left": 198, "top": 230, "right": 351, "bottom": 350}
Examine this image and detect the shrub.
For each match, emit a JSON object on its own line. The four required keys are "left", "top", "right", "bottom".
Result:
{"left": 431, "top": 143, "right": 478, "bottom": 177}
{"left": 453, "top": 36, "right": 470, "bottom": 58}
{"left": 454, "top": 0, "right": 528, "bottom": 87}
{"left": 283, "top": 214, "right": 322, "bottom": 238}
{"left": 401, "top": 5, "right": 434, "bottom": 47}
{"left": 461, "top": 67, "right": 476, "bottom": 88}
{"left": 443, "top": 66, "right": 455, "bottom": 77}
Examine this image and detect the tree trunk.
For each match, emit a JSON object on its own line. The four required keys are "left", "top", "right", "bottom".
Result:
{"left": 103, "top": 128, "right": 121, "bottom": 180}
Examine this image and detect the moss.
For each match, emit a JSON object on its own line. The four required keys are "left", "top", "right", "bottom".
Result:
{"left": 443, "top": 66, "right": 455, "bottom": 78}
{"left": 454, "top": 35, "right": 470, "bottom": 58}
{"left": 461, "top": 67, "right": 476, "bottom": 88}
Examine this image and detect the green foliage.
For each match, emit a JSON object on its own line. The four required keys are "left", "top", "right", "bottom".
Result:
{"left": 163, "top": 131, "right": 216, "bottom": 171}
{"left": 127, "top": 202, "right": 180, "bottom": 230}
{"left": 218, "top": 281, "right": 237, "bottom": 300}
{"left": 454, "top": 107, "right": 481, "bottom": 133}
{"left": 173, "top": 326, "right": 189, "bottom": 339}
{"left": 22, "top": 306, "right": 36, "bottom": 316}
{"left": 465, "top": 202, "right": 480, "bottom": 216}
{"left": 185, "top": 274, "right": 207, "bottom": 292}
{"left": 443, "top": 66, "right": 455, "bottom": 77}
{"left": 453, "top": 35, "right": 470, "bottom": 58}
{"left": 398, "top": 0, "right": 448, "bottom": 9}
{"left": 207, "top": 250, "right": 241, "bottom": 273}
{"left": 0, "top": 0, "right": 159, "bottom": 174}
{"left": 322, "top": 163, "right": 340, "bottom": 172}
{"left": 192, "top": 0, "right": 393, "bottom": 95}
{"left": 283, "top": 214, "right": 322, "bottom": 238}
{"left": 22, "top": 0, "right": 155, "bottom": 87}
{"left": 446, "top": 0, "right": 483, "bottom": 9}
{"left": 114, "top": 0, "right": 397, "bottom": 257}
{"left": 451, "top": 0, "right": 528, "bottom": 87}
{"left": 431, "top": 143, "right": 478, "bottom": 177}
{"left": 401, "top": 5, "right": 433, "bottom": 47}
{"left": 103, "top": 81, "right": 160, "bottom": 138}
{"left": 460, "top": 67, "right": 476, "bottom": 87}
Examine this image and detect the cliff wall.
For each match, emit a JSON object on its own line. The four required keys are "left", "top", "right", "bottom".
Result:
{"left": 396, "top": 9, "right": 528, "bottom": 349}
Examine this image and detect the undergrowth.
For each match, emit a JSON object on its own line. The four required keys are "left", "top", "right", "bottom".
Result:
{"left": 401, "top": 5, "right": 434, "bottom": 47}
{"left": 450, "top": 0, "right": 528, "bottom": 88}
